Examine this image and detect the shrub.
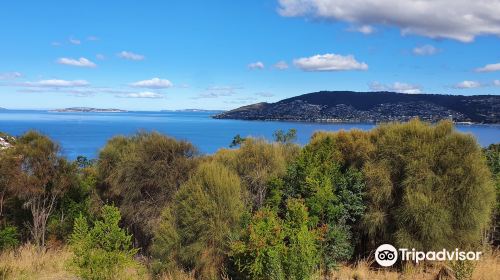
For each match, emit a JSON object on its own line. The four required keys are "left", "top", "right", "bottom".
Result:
{"left": 214, "top": 138, "right": 299, "bottom": 208}
{"left": 0, "top": 226, "right": 18, "bottom": 251}
{"left": 151, "top": 162, "right": 245, "bottom": 279}
{"left": 269, "top": 131, "right": 367, "bottom": 269}
{"left": 362, "top": 120, "right": 495, "bottom": 251}
{"left": 97, "top": 132, "right": 198, "bottom": 249}
{"left": 69, "top": 205, "right": 140, "bottom": 280}
{"left": 230, "top": 199, "right": 318, "bottom": 280}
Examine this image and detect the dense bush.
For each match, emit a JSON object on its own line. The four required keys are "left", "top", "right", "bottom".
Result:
{"left": 3, "top": 131, "right": 77, "bottom": 248}
{"left": 267, "top": 130, "right": 367, "bottom": 270}
{"left": 484, "top": 144, "right": 500, "bottom": 245}
{"left": 230, "top": 199, "right": 318, "bottom": 280}
{"left": 69, "top": 205, "right": 141, "bottom": 280}
{"left": 97, "top": 132, "right": 198, "bottom": 249}
{"left": 0, "top": 225, "right": 19, "bottom": 250}
{"left": 214, "top": 138, "right": 299, "bottom": 208}
{"left": 151, "top": 162, "right": 245, "bottom": 278}
{"left": 362, "top": 120, "right": 495, "bottom": 251}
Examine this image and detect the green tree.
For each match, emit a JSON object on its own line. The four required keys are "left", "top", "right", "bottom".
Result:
{"left": 97, "top": 132, "right": 198, "bottom": 249}
{"left": 362, "top": 120, "right": 495, "bottom": 251}
{"left": 269, "top": 131, "right": 367, "bottom": 270}
{"left": 69, "top": 205, "right": 140, "bottom": 280}
{"left": 230, "top": 134, "right": 247, "bottom": 148}
{"left": 230, "top": 199, "right": 318, "bottom": 280}
{"left": 214, "top": 138, "right": 299, "bottom": 208}
{"left": 273, "top": 129, "right": 297, "bottom": 144}
{"left": 151, "top": 162, "right": 245, "bottom": 279}
{"left": 6, "top": 131, "right": 76, "bottom": 248}
{"left": 484, "top": 143, "right": 500, "bottom": 245}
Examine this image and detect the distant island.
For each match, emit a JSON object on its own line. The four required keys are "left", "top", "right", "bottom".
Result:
{"left": 214, "top": 91, "right": 500, "bottom": 124}
{"left": 50, "top": 107, "right": 127, "bottom": 113}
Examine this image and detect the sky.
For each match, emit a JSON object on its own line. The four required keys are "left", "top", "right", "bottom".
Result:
{"left": 0, "top": 0, "right": 499, "bottom": 110}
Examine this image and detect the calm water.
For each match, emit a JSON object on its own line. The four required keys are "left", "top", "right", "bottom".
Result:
{"left": 0, "top": 110, "right": 499, "bottom": 159}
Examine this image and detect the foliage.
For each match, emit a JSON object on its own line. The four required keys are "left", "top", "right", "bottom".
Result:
{"left": 362, "top": 120, "right": 495, "bottom": 251}
{"left": 5, "top": 131, "right": 76, "bottom": 248}
{"left": 230, "top": 199, "right": 318, "bottom": 280}
{"left": 229, "top": 134, "right": 246, "bottom": 148}
{"left": 269, "top": 130, "right": 368, "bottom": 269}
{"left": 484, "top": 144, "right": 500, "bottom": 245}
{"left": 69, "top": 205, "right": 140, "bottom": 280}
{"left": 151, "top": 162, "right": 245, "bottom": 279}
{"left": 0, "top": 226, "right": 18, "bottom": 251}
{"left": 214, "top": 138, "right": 299, "bottom": 208}
{"left": 97, "top": 132, "right": 198, "bottom": 249}
{"left": 273, "top": 129, "right": 297, "bottom": 144}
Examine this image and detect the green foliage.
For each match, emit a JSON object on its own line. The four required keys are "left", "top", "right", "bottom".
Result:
{"left": 362, "top": 120, "right": 495, "bottom": 251}
{"left": 0, "top": 226, "right": 19, "bottom": 251}
{"left": 230, "top": 134, "right": 247, "bottom": 148}
{"left": 151, "top": 162, "right": 245, "bottom": 279}
{"left": 97, "top": 131, "right": 198, "bottom": 249}
{"left": 5, "top": 131, "right": 77, "bottom": 248}
{"left": 273, "top": 129, "right": 297, "bottom": 144}
{"left": 214, "top": 138, "right": 299, "bottom": 208}
{"left": 69, "top": 205, "right": 139, "bottom": 280}
{"left": 484, "top": 143, "right": 500, "bottom": 245}
{"left": 269, "top": 131, "right": 367, "bottom": 269}
{"left": 230, "top": 199, "right": 318, "bottom": 280}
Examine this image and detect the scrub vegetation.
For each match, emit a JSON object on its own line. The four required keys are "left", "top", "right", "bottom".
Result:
{"left": 0, "top": 119, "right": 498, "bottom": 279}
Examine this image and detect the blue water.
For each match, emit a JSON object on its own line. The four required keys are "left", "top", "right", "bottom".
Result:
{"left": 0, "top": 110, "right": 499, "bottom": 159}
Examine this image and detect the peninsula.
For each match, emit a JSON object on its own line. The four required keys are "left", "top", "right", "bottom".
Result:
{"left": 214, "top": 91, "right": 500, "bottom": 124}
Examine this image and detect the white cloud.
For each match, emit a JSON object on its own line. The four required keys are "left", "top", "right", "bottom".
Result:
{"left": 87, "top": 36, "right": 99, "bottom": 41}
{"left": 294, "top": 53, "right": 368, "bottom": 71}
{"left": 0, "top": 72, "right": 22, "bottom": 80}
{"left": 278, "top": 0, "right": 500, "bottom": 42}
{"left": 493, "top": 80, "right": 500, "bottom": 86}
{"left": 69, "top": 38, "right": 81, "bottom": 45}
{"left": 454, "top": 80, "right": 481, "bottom": 89}
{"left": 348, "top": 25, "right": 375, "bottom": 34}
{"left": 475, "top": 63, "right": 500, "bottom": 73}
{"left": 369, "top": 81, "right": 422, "bottom": 94}
{"left": 413, "top": 45, "right": 439, "bottom": 56}
{"left": 117, "top": 51, "right": 145, "bottom": 61}
{"left": 273, "top": 61, "right": 289, "bottom": 70}
{"left": 57, "top": 57, "right": 96, "bottom": 68}
{"left": 119, "top": 91, "right": 164, "bottom": 99}
{"left": 96, "top": 54, "right": 105, "bottom": 60}
{"left": 130, "top": 78, "right": 173, "bottom": 89}
{"left": 22, "top": 79, "right": 89, "bottom": 87}
{"left": 248, "top": 61, "right": 265, "bottom": 70}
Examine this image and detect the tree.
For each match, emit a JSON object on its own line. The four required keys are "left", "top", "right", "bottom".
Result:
{"left": 214, "top": 138, "right": 299, "bottom": 208}
{"left": 362, "top": 120, "right": 495, "bottom": 251}
{"left": 230, "top": 199, "right": 318, "bottom": 280}
{"left": 69, "top": 205, "right": 140, "bottom": 280}
{"left": 7, "top": 131, "right": 75, "bottom": 248}
{"left": 151, "top": 162, "right": 245, "bottom": 279}
{"left": 97, "top": 132, "right": 198, "bottom": 249}
{"left": 230, "top": 134, "right": 246, "bottom": 148}
{"left": 271, "top": 131, "right": 368, "bottom": 270}
{"left": 273, "top": 129, "right": 297, "bottom": 144}
{"left": 484, "top": 144, "right": 500, "bottom": 245}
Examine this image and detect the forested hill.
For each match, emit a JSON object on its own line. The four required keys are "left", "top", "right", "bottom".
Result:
{"left": 214, "top": 91, "right": 500, "bottom": 123}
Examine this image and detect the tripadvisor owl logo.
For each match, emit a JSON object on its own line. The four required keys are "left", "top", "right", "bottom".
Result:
{"left": 375, "top": 244, "right": 398, "bottom": 267}
{"left": 374, "top": 244, "right": 483, "bottom": 267}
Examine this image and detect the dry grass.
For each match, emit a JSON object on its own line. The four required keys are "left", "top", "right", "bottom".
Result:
{"left": 0, "top": 243, "right": 75, "bottom": 280}
{"left": 0, "top": 246, "right": 498, "bottom": 280}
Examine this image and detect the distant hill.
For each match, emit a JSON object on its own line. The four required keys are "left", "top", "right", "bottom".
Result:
{"left": 50, "top": 107, "right": 127, "bottom": 113}
{"left": 214, "top": 91, "right": 500, "bottom": 124}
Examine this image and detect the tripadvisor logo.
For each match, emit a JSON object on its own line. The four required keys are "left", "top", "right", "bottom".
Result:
{"left": 374, "top": 244, "right": 482, "bottom": 267}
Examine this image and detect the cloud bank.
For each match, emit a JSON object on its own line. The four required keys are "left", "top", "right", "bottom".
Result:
{"left": 278, "top": 0, "right": 500, "bottom": 42}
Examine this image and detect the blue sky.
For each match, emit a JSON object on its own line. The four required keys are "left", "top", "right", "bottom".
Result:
{"left": 0, "top": 0, "right": 499, "bottom": 110}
